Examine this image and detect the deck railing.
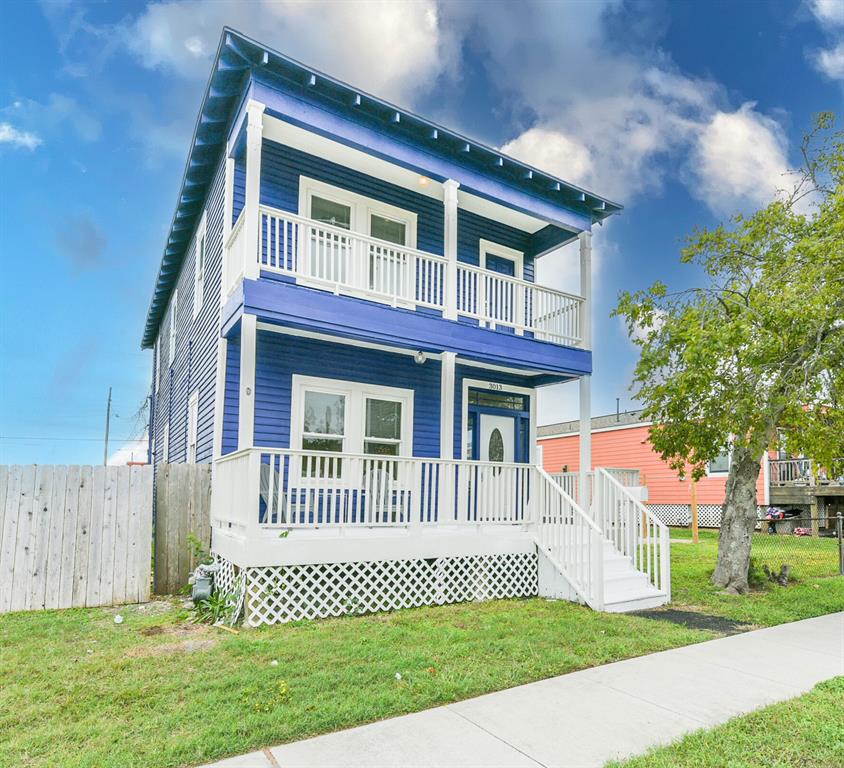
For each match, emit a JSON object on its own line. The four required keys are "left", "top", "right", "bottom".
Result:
{"left": 212, "top": 448, "right": 534, "bottom": 530}
{"left": 593, "top": 468, "right": 670, "bottom": 597}
{"left": 224, "top": 205, "right": 585, "bottom": 347}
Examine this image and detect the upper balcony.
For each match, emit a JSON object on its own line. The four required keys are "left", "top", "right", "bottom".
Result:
{"left": 225, "top": 204, "right": 585, "bottom": 349}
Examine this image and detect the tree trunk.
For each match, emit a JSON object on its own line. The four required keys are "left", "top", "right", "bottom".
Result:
{"left": 711, "top": 446, "right": 761, "bottom": 593}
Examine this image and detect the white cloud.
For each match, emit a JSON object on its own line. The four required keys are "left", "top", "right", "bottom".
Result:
{"left": 108, "top": 436, "right": 149, "bottom": 466}
{"left": 813, "top": 41, "right": 844, "bottom": 79}
{"left": 501, "top": 128, "right": 593, "bottom": 187}
{"left": 126, "top": 0, "right": 457, "bottom": 105}
{"left": 809, "top": 0, "right": 844, "bottom": 28}
{"left": 0, "top": 122, "right": 41, "bottom": 150}
{"left": 690, "top": 103, "right": 790, "bottom": 216}
{"left": 2, "top": 94, "right": 101, "bottom": 145}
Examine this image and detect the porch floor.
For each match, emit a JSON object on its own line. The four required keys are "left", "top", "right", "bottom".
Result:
{"left": 199, "top": 612, "right": 844, "bottom": 768}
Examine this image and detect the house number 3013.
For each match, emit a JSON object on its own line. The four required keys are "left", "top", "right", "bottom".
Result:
{"left": 488, "top": 382, "right": 504, "bottom": 391}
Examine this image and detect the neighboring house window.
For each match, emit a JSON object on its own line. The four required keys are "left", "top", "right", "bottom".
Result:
{"left": 708, "top": 451, "right": 731, "bottom": 474}
{"left": 162, "top": 422, "right": 170, "bottom": 463}
{"left": 193, "top": 212, "right": 207, "bottom": 318}
{"left": 293, "top": 376, "right": 412, "bottom": 460}
{"left": 168, "top": 288, "right": 178, "bottom": 365}
{"left": 187, "top": 391, "right": 199, "bottom": 463}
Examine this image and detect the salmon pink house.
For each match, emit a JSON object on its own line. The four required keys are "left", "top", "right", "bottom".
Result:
{"left": 538, "top": 410, "right": 769, "bottom": 528}
{"left": 142, "top": 29, "right": 670, "bottom": 625}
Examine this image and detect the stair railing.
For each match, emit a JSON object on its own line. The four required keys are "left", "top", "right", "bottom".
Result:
{"left": 593, "top": 468, "right": 670, "bottom": 598}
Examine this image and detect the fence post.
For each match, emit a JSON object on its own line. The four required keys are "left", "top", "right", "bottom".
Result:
{"left": 837, "top": 513, "right": 843, "bottom": 576}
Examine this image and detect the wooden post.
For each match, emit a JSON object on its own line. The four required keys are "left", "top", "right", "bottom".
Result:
{"left": 810, "top": 496, "right": 819, "bottom": 537}
{"left": 690, "top": 477, "right": 699, "bottom": 543}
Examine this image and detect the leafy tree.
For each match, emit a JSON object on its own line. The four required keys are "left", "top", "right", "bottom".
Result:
{"left": 615, "top": 114, "right": 844, "bottom": 593}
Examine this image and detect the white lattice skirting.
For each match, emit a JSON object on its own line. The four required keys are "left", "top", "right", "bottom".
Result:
{"left": 215, "top": 553, "right": 538, "bottom": 627}
{"left": 649, "top": 504, "right": 767, "bottom": 529}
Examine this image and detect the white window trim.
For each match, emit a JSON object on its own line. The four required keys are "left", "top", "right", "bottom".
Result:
{"left": 291, "top": 374, "right": 414, "bottom": 457}
{"left": 193, "top": 210, "right": 208, "bottom": 319}
{"left": 298, "top": 176, "right": 418, "bottom": 248}
{"left": 187, "top": 390, "right": 199, "bottom": 464}
{"left": 162, "top": 421, "right": 170, "bottom": 463}
{"left": 168, "top": 288, "right": 178, "bottom": 366}
{"left": 479, "top": 238, "right": 524, "bottom": 279}
{"left": 706, "top": 451, "right": 731, "bottom": 476}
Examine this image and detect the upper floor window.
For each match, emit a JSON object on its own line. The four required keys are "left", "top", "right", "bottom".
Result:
{"left": 299, "top": 177, "right": 416, "bottom": 249}
{"left": 193, "top": 212, "right": 207, "bottom": 319}
{"left": 168, "top": 288, "right": 178, "bottom": 366}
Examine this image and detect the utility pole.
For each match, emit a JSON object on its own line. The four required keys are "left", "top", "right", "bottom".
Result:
{"left": 103, "top": 386, "right": 112, "bottom": 466}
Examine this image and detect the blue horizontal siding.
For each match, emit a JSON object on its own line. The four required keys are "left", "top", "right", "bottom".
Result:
{"left": 222, "top": 335, "right": 241, "bottom": 455}
{"left": 458, "top": 208, "right": 535, "bottom": 282}
{"left": 259, "top": 139, "right": 445, "bottom": 256}
{"left": 254, "top": 332, "right": 442, "bottom": 457}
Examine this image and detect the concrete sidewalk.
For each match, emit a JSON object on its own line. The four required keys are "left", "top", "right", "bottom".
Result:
{"left": 202, "top": 612, "right": 844, "bottom": 768}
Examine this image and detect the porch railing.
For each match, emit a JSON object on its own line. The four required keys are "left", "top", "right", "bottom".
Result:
{"left": 593, "top": 468, "right": 670, "bottom": 598}
{"left": 212, "top": 448, "right": 534, "bottom": 530}
{"left": 224, "top": 205, "right": 585, "bottom": 347}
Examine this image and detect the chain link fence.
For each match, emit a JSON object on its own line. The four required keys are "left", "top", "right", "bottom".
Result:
{"left": 750, "top": 515, "right": 844, "bottom": 582}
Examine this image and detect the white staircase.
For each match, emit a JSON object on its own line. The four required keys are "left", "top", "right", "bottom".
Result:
{"left": 534, "top": 467, "right": 670, "bottom": 612}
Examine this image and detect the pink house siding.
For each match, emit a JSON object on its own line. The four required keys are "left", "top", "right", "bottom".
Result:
{"left": 539, "top": 424, "right": 766, "bottom": 507}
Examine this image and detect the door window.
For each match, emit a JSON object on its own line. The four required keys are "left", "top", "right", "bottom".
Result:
{"left": 488, "top": 428, "right": 505, "bottom": 462}
{"left": 370, "top": 214, "right": 406, "bottom": 245}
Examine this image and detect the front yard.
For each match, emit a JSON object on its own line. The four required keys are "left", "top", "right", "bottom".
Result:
{"left": 1, "top": 535, "right": 842, "bottom": 768}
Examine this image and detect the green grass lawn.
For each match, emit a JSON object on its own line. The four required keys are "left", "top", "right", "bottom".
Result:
{"left": 608, "top": 677, "right": 844, "bottom": 768}
{"left": 1, "top": 536, "right": 841, "bottom": 768}
{"left": 667, "top": 529, "right": 844, "bottom": 626}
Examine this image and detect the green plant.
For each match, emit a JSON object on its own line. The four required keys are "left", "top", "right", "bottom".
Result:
{"left": 187, "top": 532, "right": 213, "bottom": 565}
{"left": 193, "top": 591, "right": 236, "bottom": 624}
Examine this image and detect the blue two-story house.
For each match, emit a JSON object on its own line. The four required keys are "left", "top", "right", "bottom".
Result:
{"left": 143, "top": 29, "right": 670, "bottom": 625}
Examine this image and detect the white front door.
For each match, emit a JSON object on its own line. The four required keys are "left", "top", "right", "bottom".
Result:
{"left": 477, "top": 414, "right": 515, "bottom": 521}
{"left": 479, "top": 414, "right": 515, "bottom": 462}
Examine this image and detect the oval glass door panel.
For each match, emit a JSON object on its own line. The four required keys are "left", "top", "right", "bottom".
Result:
{"left": 488, "top": 428, "right": 505, "bottom": 462}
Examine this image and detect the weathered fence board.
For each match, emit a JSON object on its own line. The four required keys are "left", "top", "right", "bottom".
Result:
{"left": 0, "top": 465, "right": 154, "bottom": 614}
{"left": 154, "top": 463, "right": 212, "bottom": 595}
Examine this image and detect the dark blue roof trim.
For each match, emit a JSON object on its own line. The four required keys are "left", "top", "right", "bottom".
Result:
{"left": 141, "top": 27, "right": 622, "bottom": 349}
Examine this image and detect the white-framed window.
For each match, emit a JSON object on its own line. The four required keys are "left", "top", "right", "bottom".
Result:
{"left": 162, "top": 421, "right": 170, "bottom": 463}
{"left": 168, "top": 288, "right": 178, "bottom": 366}
{"left": 193, "top": 211, "right": 207, "bottom": 319}
{"left": 292, "top": 375, "right": 413, "bottom": 459}
{"left": 707, "top": 450, "right": 731, "bottom": 475}
{"left": 187, "top": 390, "right": 199, "bottom": 464}
{"left": 299, "top": 177, "right": 417, "bottom": 248}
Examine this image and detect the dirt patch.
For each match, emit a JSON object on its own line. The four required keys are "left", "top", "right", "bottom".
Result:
{"left": 631, "top": 608, "right": 756, "bottom": 635}
{"left": 130, "top": 623, "right": 219, "bottom": 656}
{"left": 127, "top": 637, "right": 218, "bottom": 658}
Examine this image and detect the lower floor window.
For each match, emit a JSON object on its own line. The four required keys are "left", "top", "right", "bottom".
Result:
{"left": 293, "top": 376, "right": 413, "bottom": 462}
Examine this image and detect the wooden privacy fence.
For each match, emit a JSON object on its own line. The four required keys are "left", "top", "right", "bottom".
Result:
{"left": 154, "top": 463, "right": 212, "bottom": 595}
{"left": 0, "top": 465, "right": 154, "bottom": 613}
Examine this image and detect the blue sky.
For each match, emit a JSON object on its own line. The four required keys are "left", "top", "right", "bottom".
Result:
{"left": 1, "top": 0, "right": 842, "bottom": 464}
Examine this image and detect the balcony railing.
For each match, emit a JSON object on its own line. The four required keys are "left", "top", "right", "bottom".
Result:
{"left": 769, "top": 458, "right": 844, "bottom": 487}
{"left": 225, "top": 205, "right": 585, "bottom": 347}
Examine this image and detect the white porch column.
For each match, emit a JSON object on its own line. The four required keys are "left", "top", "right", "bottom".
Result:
{"left": 243, "top": 100, "right": 265, "bottom": 281}
{"left": 443, "top": 179, "right": 460, "bottom": 320}
{"left": 238, "top": 313, "right": 257, "bottom": 450}
{"left": 579, "top": 230, "right": 593, "bottom": 508}
{"left": 579, "top": 230, "right": 592, "bottom": 349}
{"left": 440, "top": 352, "right": 456, "bottom": 458}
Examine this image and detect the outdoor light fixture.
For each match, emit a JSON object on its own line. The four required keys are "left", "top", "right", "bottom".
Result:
{"left": 414, "top": 351, "right": 427, "bottom": 364}
{"left": 418, "top": 176, "right": 430, "bottom": 186}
